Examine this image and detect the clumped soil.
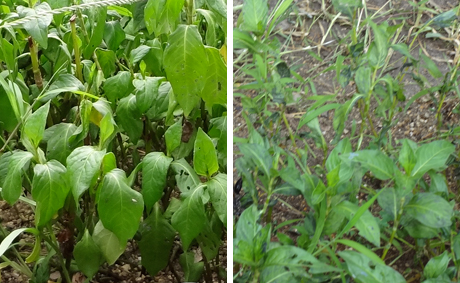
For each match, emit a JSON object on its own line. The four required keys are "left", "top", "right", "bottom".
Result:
{"left": 233, "top": 0, "right": 460, "bottom": 282}
{"left": 0, "top": 200, "right": 227, "bottom": 283}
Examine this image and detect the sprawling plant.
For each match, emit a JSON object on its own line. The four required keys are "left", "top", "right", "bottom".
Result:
{"left": 0, "top": 0, "right": 227, "bottom": 282}
{"left": 234, "top": 0, "right": 460, "bottom": 282}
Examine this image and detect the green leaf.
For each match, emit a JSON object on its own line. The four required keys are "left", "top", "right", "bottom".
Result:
{"left": 98, "top": 169, "right": 143, "bottom": 242}
{"left": 139, "top": 203, "right": 176, "bottom": 276}
{"left": 144, "top": 0, "right": 184, "bottom": 36}
{"left": 22, "top": 102, "right": 50, "bottom": 148}
{"left": 335, "top": 201, "right": 381, "bottom": 246}
{"left": 2, "top": 151, "right": 33, "bottom": 205}
{"left": 39, "top": 73, "right": 85, "bottom": 102}
{"left": 339, "top": 251, "right": 405, "bottom": 283}
{"left": 377, "top": 188, "right": 400, "bottom": 219}
{"left": 368, "top": 21, "right": 388, "bottom": 68}
{"left": 142, "top": 152, "right": 173, "bottom": 211}
{"left": 421, "top": 53, "right": 443, "bottom": 78}
{"left": 171, "top": 184, "right": 206, "bottom": 250}
{"left": 163, "top": 25, "right": 208, "bottom": 117}
{"left": 0, "top": 87, "right": 18, "bottom": 132}
{"left": 298, "top": 103, "right": 341, "bottom": 130}
{"left": 171, "top": 159, "right": 200, "bottom": 193}
{"left": 205, "top": 0, "right": 227, "bottom": 18}
{"left": 103, "top": 21, "right": 125, "bottom": 51}
{"left": 424, "top": 251, "right": 450, "bottom": 279}
{"left": 66, "top": 146, "right": 105, "bottom": 202}
{"left": 430, "top": 9, "right": 458, "bottom": 29}
{"left": 17, "top": 3, "right": 52, "bottom": 49}
{"left": 0, "top": 228, "right": 39, "bottom": 258}
{"left": 398, "top": 139, "right": 417, "bottom": 175}
{"left": 134, "top": 76, "right": 165, "bottom": 113}
{"left": 92, "top": 221, "right": 126, "bottom": 265}
{"left": 238, "top": 143, "right": 272, "bottom": 178}
{"left": 242, "top": 0, "right": 268, "bottom": 34}
{"left": 201, "top": 47, "right": 226, "bottom": 107}
{"left": 103, "top": 71, "right": 133, "bottom": 102}
{"left": 165, "top": 119, "right": 182, "bottom": 155}
{"left": 194, "top": 128, "right": 218, "bottom": 177}
{"left": 411, "top": 140, "right": 455, "bottom": 178}
{"left": 325, "top": 138, "right": 352, "bottom": 172}
{"left": 74, "top": 230, "right": 104, "bottom": 279}
{"left": 180, "top": 252, "right": 204, "bottom": 281}
{"left": 390, "top": 43, "right": 415, "bottom": 60}
{"left": 69, "top": 100, "right": 92, "bottom": 146}
{"left": 355, "top": 66, "right": 371, "bottom": 94}
{"left": 130, "top": 45, "right": 151, "bottom": 66}
{"left": 405, "top": 193, "right": 452, "bottom": 228}
{"left": 32, "top": 160, "right": 68, "bottom": 227}
{"left": 116, "top": 94, "right": 143, "bottom": 143}
{"left": 343, "top": 150, "right": 396, "bottom": 180}
{"left": 428, "top": 172, "right": 448, "bottom": 195}
{"left": 83, "top": 7, "right": 107, "bottom": 59}
{"left": 331, "top": 0, "right": 361, "bottom": 18}
{"left": 333, "top": 94, "right": 364, "bottom": 143}
{"left": 197, "top": 10, "right": 218, "bottom": 46}
{"left": 336, "top": 239, "right": 385, "bottom": 265}
{"left": 145, "top": 81, "right": 171, "bottom": 120}
{"left": 405, "top": 220, "right": 439, "bottom": 239}
{"left": 206, "top": 173, "right": 226, "bottom": 226}
{"left": 95, "top": 49, "right": 116, "bottom": 78}
{"left": 99, "top": 113, "right": 116, "bottom": 150}
{"left": 43, "top": 123, "right": 78, "bottom": 165}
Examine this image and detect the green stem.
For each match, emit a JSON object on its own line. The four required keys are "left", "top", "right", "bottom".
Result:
{"left": 29, "top": 37, "right": 43, "bottom": 90}
{"left": 381, "top": 197, "right": 405, "bottom": 260}
{"left": 186, "top": 0, "right": 194, "bottom": 25}
{"left": 43, "top": 225, "right": 72, "bottom": 283}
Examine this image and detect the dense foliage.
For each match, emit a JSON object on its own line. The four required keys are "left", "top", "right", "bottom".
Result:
{"left": 234, "top": 0, "right": 460, "bottom": 282}
{"left": 0, "top": 0, "right": 227, "bottom": 282}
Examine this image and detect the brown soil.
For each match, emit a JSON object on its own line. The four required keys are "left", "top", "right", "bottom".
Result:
{"left": 233, "top": 0, "right": 460, "bottom": 282}
{"left": 0, "top": 200, "right": 227, "bottom": 283}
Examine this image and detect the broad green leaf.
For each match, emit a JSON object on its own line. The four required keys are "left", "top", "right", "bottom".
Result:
{"left": 398, "top": 139, "right": 417, "bottom": 175}
{"left": 339, "top": 251, "right": 405, "bottom": 283}
{"left": 428, "top": 172, "right": 448, "bottom": 195}
{"left": 335, "top": 201, "right": 381, "bottom": 246}
{"left": 377, "top": 188, "right": 400, "bottom": 219}
{"left": 343, "top": 150, "right": 396, "bottom": 180}
{"left": 98, "top": 169, "right": 144, "bottom": 242}
{"left": 194, "top": 128, "right": 218, "bottom": 177}
{"left": 430, "top": 9, "right": 458, "bottom": 29}
{"left": 139, "top": 203, "right": 176, "bottom": 276}
{"left": 163, "top": 25, "right": 208, "bottom": 117}
{"left": 208, "top": 116, "right": 227, "bottom": 167}
{"left": 238, "top": 143, "right": 272, "bottom": 178}
{"left": 411, "top": 140, "right": 455, "bottom": 178}
{"left": 453, "top": 233, "right": 460, "bottom": 261}
{"left": 355, "top": 66, "right": 371, "bottom": 94}
{"left": 336, "top": 239, "right": 385, "bottom": 265}
{"left": 92, "top": 221, "right": 126, "bottom": 265}
{"left": 22, "top": 101, "right": 50, "bottom": 148}
{"left": 145, "top": 81, "right": 171, "bottom": 120}
{"left": 134, "top": 76, "right": 165, "bottom": 113}
{"left": 421, "top": 53, "right": 443, "bottom": 78}
{"left": 331, "top": 0, "right": 361, "bottom": 18}
{"left": 142, "top": 152, "right": 173, "bottom": 211}
{"left": 205, "top": 0, "right": 227, "bottom": 18}
{"left": 206, "top": 173, "right": 226, "bottom": 226}
{"left": 170, "top": 159, "right": 200, "bottom": 193}
{"left": 103, "top": 21, "right": 125, "bottom": 51}
{"left": 103, "top": 71, "right": 133, "bottom": 102}
{"left": 32, "top": 160, "right": 68, "bottom": 227}
{"left": 180, "top": 252, "right": 204, "bottom": 282}
{"left": 99, "top": 114, "right": 116, "bottom": 150}
{"left": 332, "top": 94, "right": 364, "bottom": 143}
{"left": 95, "top": 49, "right": 116, "bottom": 78}
{"left": 144, "top": 0, "right": 184, "bottom": 36}
{"left": 0, "top": 75, "right": 22, "bottom": 121}
{"left": 424, "top": 251, "right": 450, "bottom": 279}
{"left": 368, "top": 21, "right": 388, "bottom": 68}
{"left": 129, "top": 45, "right": 151, "bottom": 66}
{"left": 201, "top": 47, "right": 226, "bottom": 107}
{"left": 39, "top": 73, "right": 85, "bottom": 102}
{"left": 66, "top": 146, "right": 105, "bottom": 201}
{"left": 311, "top": 179, "right": 326, "bottom": 205}
{"left": 83, "top": 7, "right": 107, "bottom": 59}
{"left": 1, "top": 38, "right": 16, "bottom": 76}
{"left": 43, "top": 123, "right": 77, "bottom": 165}
{"left": 242, "top": 0, "right": 268, "bottom": 34}
{"left": 2, "top": 151, "right": 33, "bottom": 204}
{"left": 116, "top": 94, "right": 143, "bottom": 143}
{"left": 405, "top": 193, "right": 452, "bottom": 228}
{"left": 74, "top": 230, "right": 104, "bottom": 279}
{"left": 298, "top": 103, "right": 341, "bottom": 130}
{"left": 144, "top": 38, "right": 165, "bottom": 76}
{"left": 0, "top": 87, "right": 18, "bottom": 132}
{"left": 405, "top": 220, "right": 439, "bottom": 239}
{"left": 0, "top": 152, "right": 13, "bottom": 187}
{"left": 325, "top": 138, "right": 352, "bottom": 172}
{"left": 197, "top": 10, "right": 218, "bottom": 47}
{"left": 390, "top": 43, "right": 415, "bottom": 60}
{"left": 165, "top": 119, "right": 182, "bottom": 155}
{"left": 171, "top": 185, "right": 206, "bottom": 250}
{"left": 69, "top": 99, "right": 92, "bottom": 146}
{"left": 17, "top": 3, "right": 52, "bottom": 48}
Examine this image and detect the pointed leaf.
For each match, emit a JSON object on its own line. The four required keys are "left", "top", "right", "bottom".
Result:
{"left": 201, "top": 47, "right": 226, "bottom": 107}
{"left": 405, "top": 193, "right": 452, "bottom": 228}
{"left": 194, "top": 128, "right": 218, "bottom": 177}
{"left": 411, "top": 140, "right": 455, "bottom": 178}
{"left": 92, "top": 221, "right": 126, "bottom": 265}
{"left": 142, "top": 152, "right": 173, "bottom": 211}
{"left": 2, "top": 151, "right": 33, "bottom": 204}
{"left": 74, "top": 230, "right": 104, "bottom": 279}
{"left": 206, "top": 173, "right": 226, "bottom": 226}
{"left": 43, "top": 123, "right": 78, "bottom": 165}
{"left": 23, "top": 102, "right": 50, "bottom": 148}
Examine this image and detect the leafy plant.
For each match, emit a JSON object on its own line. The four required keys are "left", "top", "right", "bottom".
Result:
{"left": 0, "top": 0, "right": 227, "bottom": 282}
{"left": 234, "top": 0, "right": 460, "bottom": 282}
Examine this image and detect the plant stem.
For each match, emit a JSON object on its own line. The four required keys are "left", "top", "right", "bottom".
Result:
{"left": 28, "top": 37, "right": 43, "bottom": 90}
{"left": 381, "top": 197, "right": 405, "bottom": 260}
{"left": 186, "top": 0, "right": 194, "bottom": 25}
{"left": 42, "top": 226, "right": 72, "bottom": 283}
